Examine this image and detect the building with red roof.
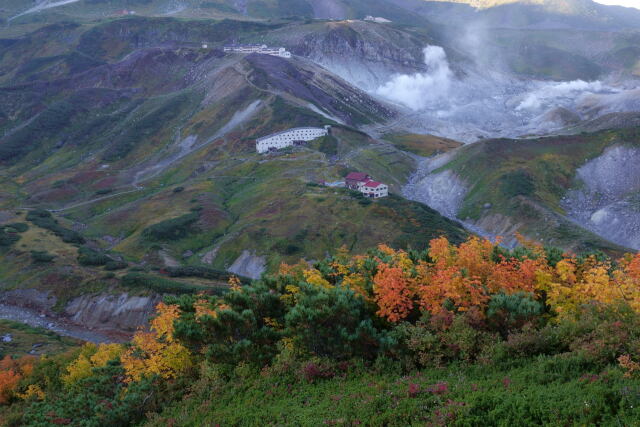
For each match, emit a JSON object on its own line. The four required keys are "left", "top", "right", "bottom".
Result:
{"left": 360, "top": 180, "right": 388, "bottom": 198}
{"left": 345, "top": 172, "right": 371, "bottom": 189}
{"left": 344, "top": 172, "right": 388, "bottom": 198}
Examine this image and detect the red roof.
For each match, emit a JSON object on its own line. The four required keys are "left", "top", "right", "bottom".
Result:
{"left": 345, "top": 172, "right": 369, "bottom": 181}
{"left": 363, "top": 180, "right": 383, "bottom": 188}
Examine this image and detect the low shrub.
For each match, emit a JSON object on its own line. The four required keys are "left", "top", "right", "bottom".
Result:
{"left": 500, "top": 169, "right": 535, "bottom": 197}
{"left": 104, "top": 260, "right": 128, "bottom": 271}
{"left": 26, "top": 210, "right": 85, "bottom": 244}
{"left": 0, "top": 228, "right": 19, "bottom": 247}
{"left": 317, "top": 135, "right": 338, "bottom": 156}
{"left": 165, "top": 266, "right": 248, "bottom": 284}
{"left": 6, "top": 223, "right": 28, "bottom": 233}
{"left": 30, "top": 251, "right": 55, "bottom": 263}
{"left": 121, "top": 273, "right": 221, "bottom": 295}
{"left": 77, "top": 247, "right": 111, "bottom": 266}
{"left": 142, "top": 213, "right": 199, "bottom": 241}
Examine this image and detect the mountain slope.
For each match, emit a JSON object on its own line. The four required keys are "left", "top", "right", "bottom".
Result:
{"left": 404, "top": 127, "right": 640, "bottom": 253}
{"left": 0, "top": 16, "right": 468, "bottom": 300}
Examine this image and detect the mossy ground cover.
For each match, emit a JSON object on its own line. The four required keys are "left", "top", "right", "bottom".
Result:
{"left": 144, "top": 355, "right": 640, "bottom": 426}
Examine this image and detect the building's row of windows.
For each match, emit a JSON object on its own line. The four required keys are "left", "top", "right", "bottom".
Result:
{"left": 256, "top": 127, "right": 330, "bottom": 153}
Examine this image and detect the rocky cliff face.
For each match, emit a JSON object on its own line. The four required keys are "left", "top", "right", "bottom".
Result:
{"left": 0, "top": 289, "right": 160, "bottom": 337}
{"left": 228, "top": 250, "right": 266, "bottom": 280}
{"left": 64, "top": 293, "right": 161, "bottom": 332}
{"left": 404, "top": 167, "right": 468, "bottom": 219}
{"left": 271, "top": 21, "right": 430, "bottom": 91}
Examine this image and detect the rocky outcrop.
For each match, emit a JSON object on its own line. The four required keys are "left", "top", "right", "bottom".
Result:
{"left": 562, "top": 145, "right": 640, "bottom": 250}
{"left": 0, "top": 288, "right": 160, "bottom": 340}
{"left": 468, "top": 213, "right": 522, "bottom": 248}
{"left": 243, "top": 54, "right": 396, "bottom": 125}
{"left": 65, "top": 293, "right": 161, "bottom": 332}
{"left": 228, "top": 250, "right": 266, "bottom": 280}
{"left": 274, "top": 21, "right": 428, "bottom": 91}
{"left": 0, "top": 289, "right": 57, "bottom": 312}
{"left": 403, "top": 154, "right": 468, "bottom": 219}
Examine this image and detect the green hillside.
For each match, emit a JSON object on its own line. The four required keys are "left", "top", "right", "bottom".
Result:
{"left": 0, "top": 15, "right": 468, "bottom": 296}
{"left": 434, "top": 128, "right": 640, "bottom": 254}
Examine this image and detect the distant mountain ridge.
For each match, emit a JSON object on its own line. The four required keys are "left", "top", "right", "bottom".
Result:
{"left": 3, "top": 0, "right": 640, "bottom": 29}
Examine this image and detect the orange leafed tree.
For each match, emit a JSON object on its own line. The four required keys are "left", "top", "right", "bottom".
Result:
{"left": 0, "top": 355, "right": 36, "bottom": 405}
{"left": 290, "top": 235, "right": 640, "bottom": 323}
{"left": 373, "top": 263, "right": 415, "bottom": 322}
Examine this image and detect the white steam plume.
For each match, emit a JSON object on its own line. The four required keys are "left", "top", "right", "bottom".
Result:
{"left": 375, "top": 46, "right": 453, "bottom": 111}
{"left": 516, "top": 80, "right": 605, "bottom": 111}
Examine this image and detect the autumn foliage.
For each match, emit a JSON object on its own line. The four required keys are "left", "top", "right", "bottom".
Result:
{"left": 2, "top": 236, "right": 640, "bottom": 426}
{"left": 63, "top": 343, "right": 125, "bottom": 387}
{"left": 0, "top": 355, "right": 35, "bottom": 404}
{"left": 294, "top": 236, "right": 640, "bottom": 324}
{"left": 121, "top": 302, "right": 193, "bottom": 382}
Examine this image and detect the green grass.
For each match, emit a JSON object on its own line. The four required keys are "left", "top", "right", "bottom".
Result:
{"left": 120, "top": 272, "right": 227, "bottom": 295}
{"left": 437, "top": 129, "right": 639, "bottom": 253}
{"left": 0, "top": 320, "right": 80, "bottom": 358}
{"left": 145, "top": 356, "right": 640, "bottom": 426}
{"left": 383, "top": 133, "right": 463, "bottom": 157}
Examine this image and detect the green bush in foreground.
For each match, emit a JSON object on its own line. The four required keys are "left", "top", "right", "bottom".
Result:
{"left": 3, "top": 239, "right": 640, "bottom": 426}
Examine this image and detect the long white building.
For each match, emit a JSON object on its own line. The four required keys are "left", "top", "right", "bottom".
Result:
{"left": 256, "top": 126, "right": 330, "bottom": 154}
{"left": 223, "top": 44, "right": 292, "bottom": 58}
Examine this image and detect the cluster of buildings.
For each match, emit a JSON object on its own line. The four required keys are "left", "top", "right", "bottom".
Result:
{"left": 255, "top": 126, "right": 388, "bottom": 198}
{"left": 223, "top": 44, "right": 292, "bottom": 58}
{"left": 256, "top": 126, "right": 330, "bottom": 154}
{"left": 345, "top": 172, "right": 389, "bottom": 198}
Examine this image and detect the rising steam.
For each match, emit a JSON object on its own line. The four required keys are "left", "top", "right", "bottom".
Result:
{"left": 371, "top": 44, "right": 637, "bottom": 142}
{"left": 375, "top": 46, "right": 453, "bottom": 111}
{"left": 516, "top": 80, "right": 605, "bottom": 111}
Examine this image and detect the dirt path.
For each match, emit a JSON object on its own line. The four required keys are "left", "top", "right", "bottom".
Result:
{"left": 50, "top": 187, "right": 143, "bottom": 213}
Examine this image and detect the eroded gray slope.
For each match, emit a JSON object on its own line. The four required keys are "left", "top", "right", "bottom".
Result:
{"left": 562, "top": 145, "right": 640, "bottom": 250}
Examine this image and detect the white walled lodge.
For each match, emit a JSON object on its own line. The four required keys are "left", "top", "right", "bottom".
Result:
{"left": 256, "top": 126, "right": 330, "bottom": 153}
{"left": 223, "top": 44, "right": 292, "bottom": 58}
